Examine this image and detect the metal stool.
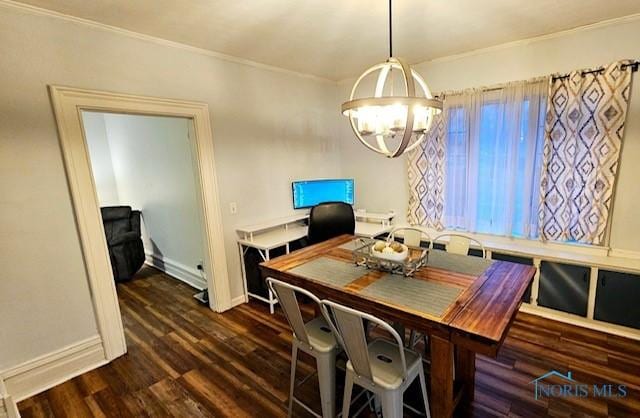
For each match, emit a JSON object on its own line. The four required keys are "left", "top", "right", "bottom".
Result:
{"left": 267, "top": 278, "right": 339, "bottom": 418}
{"left": 322, "top": 300, "right": 431, "bottom": 418}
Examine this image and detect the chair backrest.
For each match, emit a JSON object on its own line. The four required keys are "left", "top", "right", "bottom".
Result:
{"left": 266, "top": 277, "right": 322, "bottom": 345}
{"left": 387, "top": 226, "right": 431, "bottom": 248}
{"left": 101, "top": 206, "right": 133, "bottom": 242}
{"left": 307, "top": 202, "right": 355, "bottom": 245}
{"left": 129, "top": 210, "right": 142, "bottom": 235}
{"left": 431, "top": 233, "right": 486, "bottom": 258}
{"left": 321, "top": 300, "right": 407, "bottom": 382}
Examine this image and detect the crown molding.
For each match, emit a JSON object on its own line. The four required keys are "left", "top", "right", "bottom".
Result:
{"left": 3, "top": 1, "right": 639, "bottom": 89}
{"left": 419, "top": 13, "right": 640, "bottom": 67}
{"left": 337, "top": 12, "right": 640, "bottom": 83}
{"left": 0, "top": 0, "right": 335, "bottom": 84}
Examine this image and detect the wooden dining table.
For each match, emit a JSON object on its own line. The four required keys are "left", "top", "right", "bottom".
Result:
{"left": 259, "top": 234, "right": 535, "bottom": 418}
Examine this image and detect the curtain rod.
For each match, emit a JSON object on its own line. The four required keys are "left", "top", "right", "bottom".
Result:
{"left": 551, "top": 60, "right": 639, "bottom": 81}
{"left": 434, "top": 61, "right": 639, "bottom": 98}
{"left": 434, "top": 76, "right": 548, "bottom": 98}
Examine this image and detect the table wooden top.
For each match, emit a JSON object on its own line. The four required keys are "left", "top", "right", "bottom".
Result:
{"left": 259, "top": 235, "right": 535, "bottom": 356}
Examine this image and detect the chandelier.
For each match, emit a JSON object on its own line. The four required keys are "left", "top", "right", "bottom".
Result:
{"left": 341, "top": 0, "right": 442, "bottom": 158}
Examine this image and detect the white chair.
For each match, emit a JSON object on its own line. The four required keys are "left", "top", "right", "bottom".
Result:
{"left": 266, "top": 278, "right": 339, "bottom": 418}
{"left": 387, "top": 226, "right": 431, "bottom": 248}
{"left": 321, "top": 300, "right": 431, "bottom": 418}
{"left": 430, "top": 233, "right": 486, "bottom": 258}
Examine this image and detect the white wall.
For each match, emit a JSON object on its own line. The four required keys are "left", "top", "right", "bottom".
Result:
{"left": 337, "top": 17, "right": 640, "bottom": 252}
{"left": 83, "top": 112, "right": 120, "bottom": 205}
{"left": 2, "top": 0, "right": 638, "bottom": 389}
{"left": 83, "top": 112, "right": 206, "bottom": 287}
{"left": 0, "top": 3, "right": 341, "bottom": 372}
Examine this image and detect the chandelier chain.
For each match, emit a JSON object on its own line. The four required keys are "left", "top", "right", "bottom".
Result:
{"left": 388, "top": 0, "right": 393, "bottom": 58}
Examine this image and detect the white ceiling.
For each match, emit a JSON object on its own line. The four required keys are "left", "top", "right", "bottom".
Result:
{"left": 13, "top": 0, "right": 640, "bottom": 80}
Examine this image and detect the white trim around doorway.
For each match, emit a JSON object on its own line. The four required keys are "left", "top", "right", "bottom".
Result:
{"left": 48, "top": 85, "right": 232, "bottom": 362}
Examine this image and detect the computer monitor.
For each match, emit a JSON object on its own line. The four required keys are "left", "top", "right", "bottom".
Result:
{"left": 292, "top": 179, "right": 354, "bottom": 209}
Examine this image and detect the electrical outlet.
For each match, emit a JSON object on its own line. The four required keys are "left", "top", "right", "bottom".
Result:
{"left": 229, "top": 202, "right": 237, "bottom": 214}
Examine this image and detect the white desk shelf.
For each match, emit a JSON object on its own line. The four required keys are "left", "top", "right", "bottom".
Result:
{"left": 354, "top": 210, "right": 395, "bottom": 238}
{"left": 237, "top": 213, "right": 309, "bottom": 242}
{"left": 238, "top": 225, "right": 309, "bottom": 251}
{"left": 355, "top": 221, "right": 393, "bottom": 238}
{"left": 237, "top": 209, "right": 395, "bottom": 313}
{"left": 237, "top": 214, "right": 309, "bottom": 313}
{"left": 354, "top": 210, "right": 395, "bottom": 225}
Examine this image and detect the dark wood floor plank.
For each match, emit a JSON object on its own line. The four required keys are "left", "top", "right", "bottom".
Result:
{"left": 148, "top": 378, "right": 214, "bottom": 418}
{"left": 18, "top": 397, "right": 56, "bottom": 418}
{"left": 87, "top": 387, "right": 136, "bottom": 418}
{"left": 123, "top": 328, "right": 182, "bottom": 379}
{"left": 179, "top": 368, "right": 269, "bottom": 418}
{"left": 44, "top": 380, "right": 94, "bottom": 418}
{"left": 17, "top": 266, "right": 640, "bottom": 418}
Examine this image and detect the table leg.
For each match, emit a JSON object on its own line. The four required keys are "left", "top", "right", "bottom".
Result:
{"left": 430, "top": 335, "right": 454, "bottom": 418}
{"left": 265, "top": 249, "right": 276, "bottom": 314}
{"left": 455, "top": 346, "right": 476, "bottom": 407}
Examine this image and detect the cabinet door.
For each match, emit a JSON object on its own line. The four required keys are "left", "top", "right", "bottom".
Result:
{"left": 492, "top": 253, "right": 534, "bottom": 303}
{"left": 594, "top": 270, "right": 640, "bottom": 329}
{"left": 468, "top": 248, "right": 485, "bottom": 258}
{"left": 538, "top": 261, "right": 590, "bottom": 316}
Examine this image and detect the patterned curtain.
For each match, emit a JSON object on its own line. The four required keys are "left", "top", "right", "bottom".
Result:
{"left": 407, "top": 112, "right": 446, "bottom": 229}
{"left": 538, "top": 61, "right": 634, "bottom": 245}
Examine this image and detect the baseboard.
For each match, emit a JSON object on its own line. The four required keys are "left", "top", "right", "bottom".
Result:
{"left": 230, "top": 294, "right": 247, "bottom": 308}
{"left": 0, "top": 378, "right": 19, "bottom": 418}
{"left": 0, "top": 336, "right": 107, "bottom": 402}
{"left": 145, "top": 253, "right": 206, "bottom": 290}
{"left": 0, "top": 396, "right": 19, "bottom": 418}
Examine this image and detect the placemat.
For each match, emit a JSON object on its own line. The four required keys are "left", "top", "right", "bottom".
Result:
{"left": 337, "top": 238, "right": 374, "bottom": 251}
{"left": 426, "top": 250, "right": 493, "bottom": 276}
{"left": 289, "top": 256, "right": 366, "bottom": 287}
{"left": 360, "top": 274, "right": 463, "bottom": 317}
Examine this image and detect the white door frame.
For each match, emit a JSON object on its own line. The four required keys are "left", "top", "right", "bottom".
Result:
{"left": 49, "top": 85, "right": 232, "bottom": 361}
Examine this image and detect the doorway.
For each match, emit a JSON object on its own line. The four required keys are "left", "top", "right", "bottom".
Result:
{"left": 49, "top": 86, "right": 231, "bottom": 362}
{"left": 82, "top": 112, "right": 208, "bottom": 292}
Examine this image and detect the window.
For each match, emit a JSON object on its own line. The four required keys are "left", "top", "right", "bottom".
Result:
{"left": 442, "top": 83, "right": 547, "bottom": 239}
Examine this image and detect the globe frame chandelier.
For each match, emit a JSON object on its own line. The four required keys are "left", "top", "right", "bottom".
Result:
{"left": 341, "top": 0, "right": 443, "bottom": 158}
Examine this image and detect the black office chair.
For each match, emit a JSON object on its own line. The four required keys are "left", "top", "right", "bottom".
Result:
{"left": 101, "top": 206, "right": 145, "bottom": 282}
{"left": 307, "top": 202, "right": 355, "bottom": 245}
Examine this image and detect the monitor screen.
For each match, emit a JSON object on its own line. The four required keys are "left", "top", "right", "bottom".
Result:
{"left": 292, "top": 179, "right": 354, "bottom": 209}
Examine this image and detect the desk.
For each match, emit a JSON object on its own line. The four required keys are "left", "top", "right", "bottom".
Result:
{"left": 355, "top": 221, "right": 393, "bottom": 238}
{"left": 237, "top": 211, "right": 394, "bottom": 313}
{"left": 260, "top": 235, "right": 535, "bottom": 417}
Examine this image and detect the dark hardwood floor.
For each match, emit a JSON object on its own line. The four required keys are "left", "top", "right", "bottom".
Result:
{"left": 18, "top": 267, "right": 640, "bottom": 417}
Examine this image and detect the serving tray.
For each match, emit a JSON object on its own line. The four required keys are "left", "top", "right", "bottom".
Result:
{"left": 352, "top": 239, "right": 429, "bottom": 277}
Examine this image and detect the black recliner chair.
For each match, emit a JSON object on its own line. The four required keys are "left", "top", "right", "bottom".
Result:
{"left": 101, "top": 206, "right": 145, "bottom": 282}
{"left": 307, "top": 201, "right": 355, "bottom": 245}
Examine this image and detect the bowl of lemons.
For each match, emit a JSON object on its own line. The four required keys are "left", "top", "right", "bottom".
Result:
{"left": 371, "top": 240, "right": 409, "bottom": 262}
